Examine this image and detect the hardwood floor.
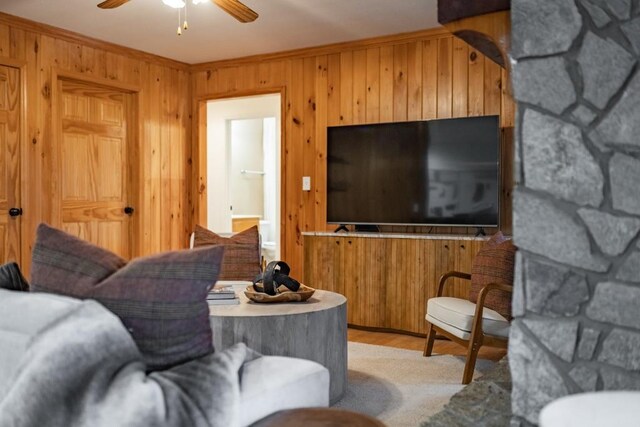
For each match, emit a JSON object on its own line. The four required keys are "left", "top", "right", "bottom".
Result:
{"left": 348, "top": 327, "right": 507, "bottom": 362}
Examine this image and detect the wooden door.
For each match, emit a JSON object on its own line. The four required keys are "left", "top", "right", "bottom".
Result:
{"left": 0, "top": 65, "right": 20, "bottom": 264}
{"left": 58, "top": 79, "right": 133, "bottom": 258}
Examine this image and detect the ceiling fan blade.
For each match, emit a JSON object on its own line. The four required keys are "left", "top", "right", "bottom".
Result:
{"left": 211, "top": 0, "right": 258, "bottom": 23}
{"left": 97, "top": 0, "right": 131, "bottom": 9}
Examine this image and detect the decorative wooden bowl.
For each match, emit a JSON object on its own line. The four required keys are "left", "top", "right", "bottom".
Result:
{"left": 244, "top": 284, "right": 316, "bottom": 303}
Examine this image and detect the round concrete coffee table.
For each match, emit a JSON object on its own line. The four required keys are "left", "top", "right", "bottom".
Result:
{"left": 209, "top": 282, "right": 348, "bottom": 403}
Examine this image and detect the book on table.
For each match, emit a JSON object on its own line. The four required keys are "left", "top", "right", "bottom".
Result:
{"left": 207, "top": 285, "right": 236, "bottom": 300}
{"left": 207, "top": 298, "right": 240, "bottom": 305}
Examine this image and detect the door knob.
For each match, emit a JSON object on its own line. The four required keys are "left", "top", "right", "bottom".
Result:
{"left": 124, "top": 206, "right": 134, "bottom": 215}
{"left": 8, "top": 208, "right": 22, "bottom": 217}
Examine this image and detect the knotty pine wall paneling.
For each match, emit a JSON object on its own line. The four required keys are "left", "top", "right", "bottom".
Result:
{"left": 192, "top": 29, "right": 515, "bottom": 279}
{"left": 0, "top": 14, "right": 513, "bottom": 283}
{"left": 0, "top": 14, "right": 192, "bottom": 274}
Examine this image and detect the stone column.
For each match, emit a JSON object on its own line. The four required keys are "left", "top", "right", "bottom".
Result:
{"left": 510, "top": 0, "right": 640, "bottom": 425}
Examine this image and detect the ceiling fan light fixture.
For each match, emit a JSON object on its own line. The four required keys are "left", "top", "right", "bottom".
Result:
{"left": 162, "top": 0, "right": 185, "bottom": 9}
{"left": 97, "top": 0, "right": 258, "bottom": 32}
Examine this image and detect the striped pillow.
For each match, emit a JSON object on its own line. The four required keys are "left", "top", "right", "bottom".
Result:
{"left": 193, "top": 224, "right": 261, "bottom": 281}
{"left": 468, "top": 231, "right": 516, "bottom": 319}
{"left": 30, "top": 223, "right": 224, "bottom": 370}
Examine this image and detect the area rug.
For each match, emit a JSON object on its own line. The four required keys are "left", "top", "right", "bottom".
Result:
{"left": 333, "top": 342, "right": 495, "bottom": 427}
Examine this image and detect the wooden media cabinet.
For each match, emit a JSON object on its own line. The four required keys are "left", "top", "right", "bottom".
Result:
{"left": 303, "top": 232, "right": 489, "bottom": 336}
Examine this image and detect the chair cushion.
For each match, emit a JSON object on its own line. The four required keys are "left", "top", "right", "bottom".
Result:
{"left": 193, "top": 224, "right": 261, "bottom": 281}
{"left": 30, "top": 223, "right": 225, "bottom": 370}
{"left": 426, "top": 297, "right": 509, "bottom": 339}
{"left": 468, "top": 231, "right": 516, "bottom": 319}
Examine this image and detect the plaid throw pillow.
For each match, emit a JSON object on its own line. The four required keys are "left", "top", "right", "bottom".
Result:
{"left": 30, "top": 223, "right": 224, "bottom": 370}
{"left": 193, "top": 225, "right": 261, "bottom": 281}
{"left": 468, "top": 231, "right": 516, "bottom": 319}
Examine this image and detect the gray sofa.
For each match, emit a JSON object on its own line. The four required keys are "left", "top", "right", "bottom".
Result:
{"left": 0, "top": 289, "right": 329, "bottom": 426}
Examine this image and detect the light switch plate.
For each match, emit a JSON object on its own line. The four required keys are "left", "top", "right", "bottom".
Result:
{"left": 302, "top": 176, "right": 311, "bottom": 191}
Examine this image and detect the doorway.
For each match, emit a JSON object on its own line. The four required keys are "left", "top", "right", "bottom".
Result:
{"left": 206, "top": 93, "right": 281, "bottom": 263}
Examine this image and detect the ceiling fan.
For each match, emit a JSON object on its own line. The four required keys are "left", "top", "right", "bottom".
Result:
{"left": 96, "top": 0, "right": 258, "bottom": 23}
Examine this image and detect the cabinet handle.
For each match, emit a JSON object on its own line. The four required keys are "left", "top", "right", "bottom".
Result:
{"left": 124, "top": 206, "right": 134, "bottom": 215}
{"left": 8, "top": 207, "right": 22, "bottom": 217}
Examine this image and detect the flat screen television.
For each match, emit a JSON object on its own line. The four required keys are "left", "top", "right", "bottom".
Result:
{"left": 326, "top": 115, "right": 500, "bottom": 228}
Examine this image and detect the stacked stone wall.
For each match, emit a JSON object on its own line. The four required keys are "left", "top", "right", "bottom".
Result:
{"left": 510, "top": 0, "right": 640, "bottom": 424}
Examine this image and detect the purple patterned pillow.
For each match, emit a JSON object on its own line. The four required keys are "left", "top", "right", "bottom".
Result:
{"left": 30, "top": 223, "right": 224, "bottom": 370}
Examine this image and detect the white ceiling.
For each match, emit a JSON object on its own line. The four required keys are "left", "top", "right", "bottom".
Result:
{"left": 0, "top": 0, "right": 440, "bottom": 64}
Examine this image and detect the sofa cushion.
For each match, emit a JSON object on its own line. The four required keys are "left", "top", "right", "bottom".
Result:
{"left": 468, "top": 231, "right": 516, "bottom": 319}
{"left": 193, "top": 225, "right": 261, "bottom": 281}
{"left": 30, "top": 223, "right": 225, "bottom": 370}
{"left": 0, "top": 287, "right": 259, "bottom": 427}
{"left": 427, "top": 296, "right": 509, "bottom": 339}
{"left": 0, "top": 288, "right": 331, "bottom": 427}
{"left": 239, "top": 355, "right": 330, "bottom": 426}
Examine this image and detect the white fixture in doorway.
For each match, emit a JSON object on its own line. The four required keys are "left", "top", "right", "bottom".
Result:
{"left": 206, "top": 94, "right": 281, "bottom": 262}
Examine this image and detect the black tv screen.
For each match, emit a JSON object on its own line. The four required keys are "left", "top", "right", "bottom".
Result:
{"left": 326, "top": 116, "right": 500, "bottom": 227}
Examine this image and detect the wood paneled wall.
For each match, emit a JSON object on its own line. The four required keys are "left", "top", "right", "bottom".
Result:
{"left": 0, "top": 13, "right": 192, "bottom": 274}
{"left": 0, "top": 12, "right": 514, "bottom": 280}
{"left": 192, "top": 29, "right": 515, "bottom": 279}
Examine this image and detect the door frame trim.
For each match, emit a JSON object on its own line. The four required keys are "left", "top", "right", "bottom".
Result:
{"left": 53, "top": 69, "right": 142, "bottom": 93}
{"left": 51, "top": 68, "right": 142, "bottom": 258}
{"left": 0, "top": 57, "right": 27, "bottom": 267}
